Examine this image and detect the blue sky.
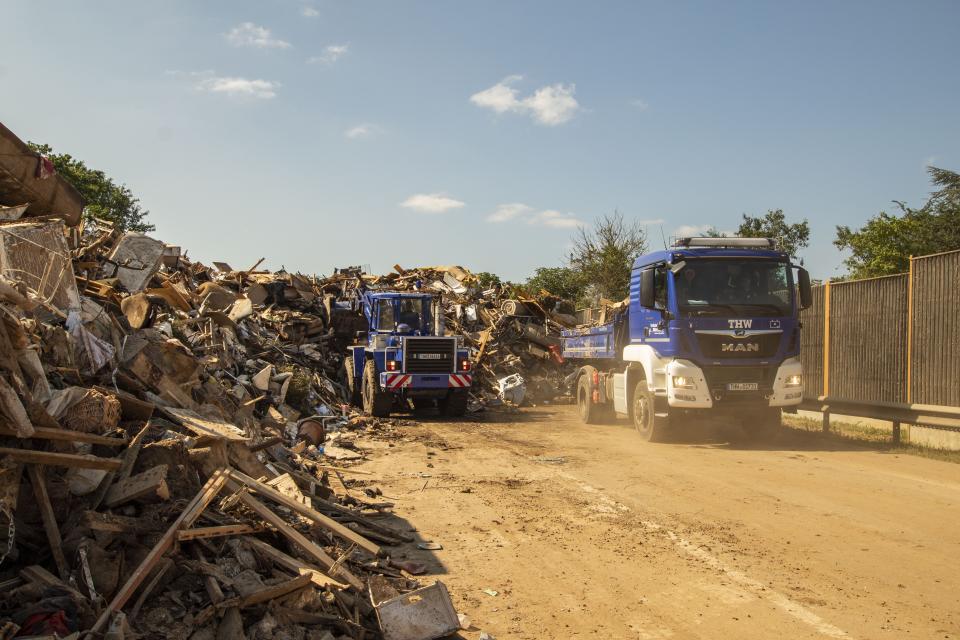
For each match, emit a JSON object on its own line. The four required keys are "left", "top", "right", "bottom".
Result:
{"left": 2, "top": 1, "right": 958, "bottom": 281}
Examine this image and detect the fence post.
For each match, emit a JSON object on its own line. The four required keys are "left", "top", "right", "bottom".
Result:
{"left": 906, "top": 256, "right": 914, "bottom": 404}
{"left": 822, "top": 280, "right": 831, "bottom": 432}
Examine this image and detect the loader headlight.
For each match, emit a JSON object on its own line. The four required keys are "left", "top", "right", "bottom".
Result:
{"left": 785, "top": 374, "right": 802, "bottom": 387}
{"left": 672, "top": 375, "right": 695, "bottom": 389}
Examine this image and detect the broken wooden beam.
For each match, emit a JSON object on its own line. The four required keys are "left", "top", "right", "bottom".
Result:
{"left": 103, "top": 464, "right": 170, "bottom": 508}
{"left": 227, "top": 468, "right": 381, "bottom": 557}
{"left": 216, "top": 573, "right": 312, "bottom": 610}
{"left": 242, "top": 536, "right": 345, "bottom": 589}
{"left": 26, "top": 466, "right": 70, "bottom": 580}
{"left": 0, "top": 425, "right": 128, "bottom": 447}
{"left": 232, "top": 486, "right": 363, "bottom": 590}
{"left": 176, "top": 523, "right": 259, "bottom": 542}
{"left": 0, "top": 448, "right": 121, "bottom": 471}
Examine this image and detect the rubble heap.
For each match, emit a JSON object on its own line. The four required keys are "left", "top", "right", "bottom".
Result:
{"left": 0, "top": 218, "right": 464, "bottom": 640}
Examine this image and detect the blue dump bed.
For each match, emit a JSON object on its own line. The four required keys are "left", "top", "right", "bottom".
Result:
{"left": 561, "top": 321, "right": 619, "bottom": 359}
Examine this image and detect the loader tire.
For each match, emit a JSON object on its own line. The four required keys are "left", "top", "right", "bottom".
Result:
{"left": 632, "top": 381, "right": 669, "bottom": 442}
{"left": 440, "top": 389, "right": 469, "bottom": 418}
{"left": 362, "top": 360, "right": 392, "bottom": 418}
{"left": 342, "top": 359, "right": 362, "bottom": 407}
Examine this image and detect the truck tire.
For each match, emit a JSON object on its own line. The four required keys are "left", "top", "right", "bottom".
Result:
{"left": 577, "top": 375, "right": 607, "bottom": 425}
{"left": 362, "top": 360, "right": 392, "bottom": 418}
{"left": 632, "top": 381, "right": 668, "bottom": 442}
{"left": 440, "top": 389, "right": 469, "bottom": 417}
{"left": 342, "top": 359, "right": 361, "bottom": 407}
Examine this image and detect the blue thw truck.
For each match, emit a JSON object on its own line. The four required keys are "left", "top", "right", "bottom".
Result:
{"left": 343, "top": 291, "right": 473, "bottom": 418}
{"left": 560, "top": 237, "right": 813, "bottom": 441}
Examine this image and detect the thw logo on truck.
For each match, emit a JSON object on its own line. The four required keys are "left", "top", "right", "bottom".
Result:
{"left": 728, "top": 319, "right": 753, "bottom": 329}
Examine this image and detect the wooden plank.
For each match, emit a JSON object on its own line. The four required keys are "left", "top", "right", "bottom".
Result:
{"left": 228, "top": 469, "right": 381, "bottom": 557}
{"left": 160, "top": 407, "right": 249, "bottom": 442}
{"left": 89, "top": 423, "right": 150, "bottom": 510}
{"left": 27, "top": 466, "right": 70, "bottom": 580}
{"left": 233, "top": 487, "right": 363, "bottom": 590}
{"left": 242, "top": 536, "right": 345, "bottom": 589}
{"left": 81, "top": 511, "right": 153, "bottom": 534}
{"left": 104, "top": 465, "right": 170, "bottom": 508}
{"left": 176, "top": 524, "right": 258, "bottom": 542}
{"left": 89, "top": 469, "right": 230, "bottom": 634}
{"left": 216, "top": 573, "right": 312, "bottom": 610}
{"left": 19, "top": 565, "right": 84, "bottom": 600}
{"left": 0, "top": 448, "right": 121, "bottom": 471}
{"left": 192, "top": 545, "right": 224, "bottom": 604}
{"left": 0, "top": 425, "right": 127, "bottom": 447}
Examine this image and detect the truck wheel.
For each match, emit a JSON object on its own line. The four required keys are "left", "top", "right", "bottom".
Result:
{"left": 440, "top": 389, "right": 469, "bottom": 417}
{"left": 632, "top": 382, "right": 668, "bottom": 442}
{"left": 362, "top": 360, "right": 392, "bottom": 418}
{"left": 342, "top": 359, "right": 361, "bottom": 407}
{"left": 577, "top": 375, "right": 607, "bottom": 425}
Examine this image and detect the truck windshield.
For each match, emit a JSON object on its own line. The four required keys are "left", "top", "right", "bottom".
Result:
{"left": 673, "top": 260, "right": 792, "bottom": 317}
{"left": 397, "top": 298, "right": 425, "bottom": 331}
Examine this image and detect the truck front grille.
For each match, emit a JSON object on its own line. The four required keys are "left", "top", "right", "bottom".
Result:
{"left": 403, "top": 337, "right": 456, "bottom": 373}
{"left": 696, "top": 332, "right": 781, "bottom": 358}
{"left": 701, "top": 366, "right": 776, "bottom": 391}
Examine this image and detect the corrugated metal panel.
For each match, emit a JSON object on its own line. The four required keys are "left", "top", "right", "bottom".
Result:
{"left": 911, "top": 250, "right": 960, "bottom": 406}
{"left": 829, "top": 275, "right": 908, "bottom": 403}
{"left": 799, "top": 285, "right": 825, "bottom": 399}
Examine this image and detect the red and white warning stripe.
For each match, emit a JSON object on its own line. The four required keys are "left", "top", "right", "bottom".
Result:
{"left": 384, "top": 374, "right": 411, "bottom": 389}
{"left": 448, "top": 374, "right": 472, "bottom": 388}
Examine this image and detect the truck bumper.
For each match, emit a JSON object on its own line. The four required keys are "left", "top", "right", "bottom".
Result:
{"left": 381, "top": 373, "right": 472, "bottom": 391}
{"left": 664, "top": 358, "right": 804, "bottom": 409}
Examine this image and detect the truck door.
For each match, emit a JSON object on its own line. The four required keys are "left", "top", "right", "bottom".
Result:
{"left": 632, "top": 263, "right": 669, "bottom": 345}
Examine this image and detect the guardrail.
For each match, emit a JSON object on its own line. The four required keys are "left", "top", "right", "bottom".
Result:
{"left": 797, "top": 396, "right": 960, "bottom": 444}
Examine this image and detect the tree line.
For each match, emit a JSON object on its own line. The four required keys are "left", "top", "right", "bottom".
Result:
{"left": 30, "top": 142, "right": 959, "bottom": 302}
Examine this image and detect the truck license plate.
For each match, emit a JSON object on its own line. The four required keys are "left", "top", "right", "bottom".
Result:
{"left": 416, "top": 353, "right": 444, "bottom": 360}
{"left": 727, "top": 382, "right": 759, "bottom": 391}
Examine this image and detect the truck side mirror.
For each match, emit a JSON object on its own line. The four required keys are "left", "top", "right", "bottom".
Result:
{"left": 639, "top": 269, "right": 656, "bottom": 308}
{"left": 797, "top": 268, "right": 812, "bottom": 310}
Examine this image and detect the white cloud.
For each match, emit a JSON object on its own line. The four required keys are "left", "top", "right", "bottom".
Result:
{"left": 487, "top": 203, "right": 533, "bottom": 222}
{"left": 194, "top": 73, "right": 279, "bottom": 99}
{"left": 308, "top": 44, "right": 349, "bottom": 65}
{"left": 400, "top": 193, "right": 465, "bottom": 214}
{"left": 485, "top": 203, "right": 584, "bottom": 228}
{"left": 639, "top": 218, "right": 665, "bottom": 225}
{"left": 470, "top": 76, "right": 580, "bottom": 126}
{"left": 923, "top": 155, "right": 938, "bottom": 168}
{"left": 225, "top": 23, "right": 291, "bottom": 49}
{"left": 531, "top": 210, "right": 584, "bottom": 229}
{"left": 631, "top": 99, "right": 649, "bottom": 110}
{"left": 673, "top": 224, "right": 728, "bottom": 238}
{"left": 301, "top": 7, "right": 319, "bottom": 17}
{"left": 344, "top": 123, "right": 379, "bottom": 139}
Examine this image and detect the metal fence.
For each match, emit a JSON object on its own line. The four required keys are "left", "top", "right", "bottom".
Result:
{"left": 800, "top": 248, "right": 960, "bottom": 410}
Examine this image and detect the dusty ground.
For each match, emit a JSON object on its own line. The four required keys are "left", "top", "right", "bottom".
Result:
{"left": 353, "top": 405, "right": 960, "bottom": 640}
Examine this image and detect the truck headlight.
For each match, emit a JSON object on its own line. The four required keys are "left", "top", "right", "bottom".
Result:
{"left": 672, "top": 375, "right": 695, "bottom": 389}
{"left": 785, "top": 374, "right": 802, "bottom": 387}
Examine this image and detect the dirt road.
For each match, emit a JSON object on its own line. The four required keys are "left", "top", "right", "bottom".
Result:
{"left": 356, "top": 406, "right": 960, "bottom": 639}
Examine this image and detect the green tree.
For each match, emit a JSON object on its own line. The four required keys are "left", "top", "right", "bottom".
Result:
{"left": 28, "top": 143, "right": 154, "bottom": 232}
{"left": 834, "top": 166, "right": 960, "bottom": 279}
{"left": 474, "top": 271, "right": 502, "bottom": 288}
{"left": 525, "top": 266, "right": 586, "bottom": 302}
{"left": 737, "top": 209, "right": 810, "bottom": 258}
{"left": 569, "top": 211, "right": 648, "bottom": 302}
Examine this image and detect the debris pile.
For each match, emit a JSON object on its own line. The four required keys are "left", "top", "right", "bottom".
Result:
{"left": 0, "top": 217, "right": 463, "bottom": 640}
